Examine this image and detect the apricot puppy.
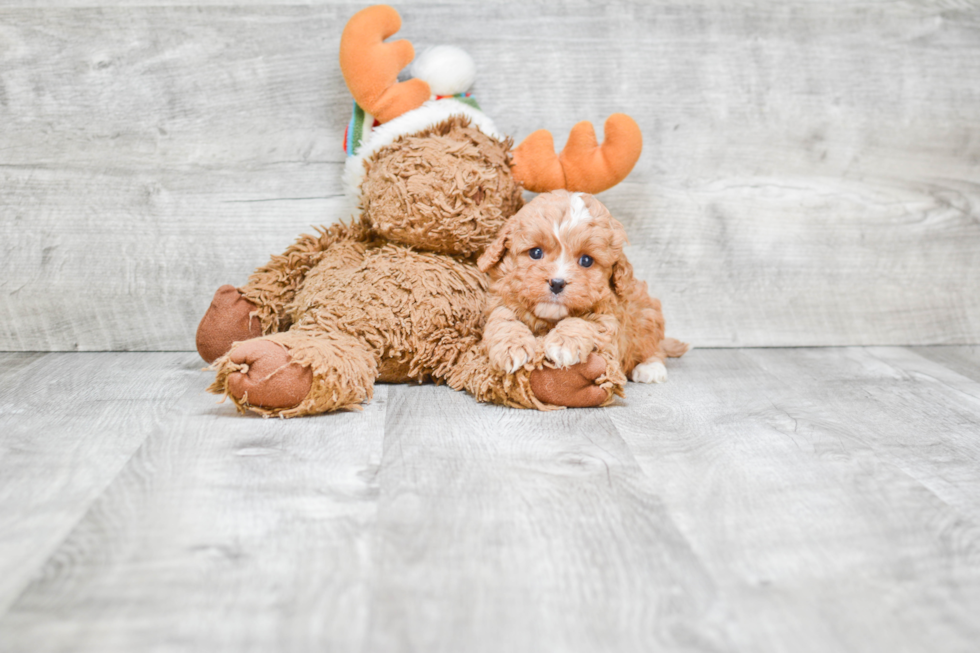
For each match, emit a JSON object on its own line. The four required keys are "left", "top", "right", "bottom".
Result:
{"left": 477, "top": 190, "right": 688, "bottom": 386}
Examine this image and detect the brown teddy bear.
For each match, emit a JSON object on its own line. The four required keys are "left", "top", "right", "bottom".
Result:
{"left": 196, "top": 5, "right": 643, "bottom": 417}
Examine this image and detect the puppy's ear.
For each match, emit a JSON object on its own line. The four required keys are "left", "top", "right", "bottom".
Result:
{"left": 610, "top": 255, "right": 636, "bottom": 299}
{"left": 478, "top": 219, "right": 517, "bottom": 273}
{"left": 607, "top": 217, "right": 634, "bottom": 299}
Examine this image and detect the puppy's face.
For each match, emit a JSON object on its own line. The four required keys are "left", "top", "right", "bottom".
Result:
{"left": 478, "top": 190, "right": 629, "bottom": 322}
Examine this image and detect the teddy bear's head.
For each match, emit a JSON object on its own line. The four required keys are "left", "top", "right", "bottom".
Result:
{"left": 360, "top": 116, "right": 523, "bottom": 256}
{"left": 339, "top": 5, "right": 642, "bottom": 256}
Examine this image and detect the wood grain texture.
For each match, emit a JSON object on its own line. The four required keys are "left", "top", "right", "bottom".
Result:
{"left": 10, "top": 1, "right": 980, "bottom": 7}
{"left": 2, "top": 348, "right": 980, "bottom": 651}
{"left": 364, "top": 383, "right": 729, "bottom": 653}
{"left": 2, "top": 3, "right": 980, "bottom": 350}
{"left": 0, "top": 352, "right": 190, "bottom": 615}
{"left": 0, "top": 5, "right": 353, "bottom": 351}
{"left": 0, "top": 353, "right": 388, "bottom": 652}
{"left": 606, "top": 347, "right": 980, "bottom": 652}
{"left": 908, "top": 345, "right": 980, "bottom": 384}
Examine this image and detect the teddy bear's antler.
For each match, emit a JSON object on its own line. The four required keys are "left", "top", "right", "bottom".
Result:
{"left": 510, "top": 114, "right": 643, "bottom": 194}
{"left": 340, "top": 5, "right": 431, "bottom": 124}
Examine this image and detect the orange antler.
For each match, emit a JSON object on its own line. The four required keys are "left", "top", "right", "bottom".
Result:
{"left": 339, "top": 5, "right": 430, "bottom": 124}
{"left": 511, "top": 114, "right": 643, "bottom": 194}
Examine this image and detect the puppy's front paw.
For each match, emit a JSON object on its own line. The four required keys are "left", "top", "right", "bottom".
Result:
{"left": 543, "top": 330, "right": 595, "bottom": 369}
{"left": 488, "top": 335, "right": 537, "bottom": 373}
{"left": 631, "top": 360, "right": 667, "bottom": 384}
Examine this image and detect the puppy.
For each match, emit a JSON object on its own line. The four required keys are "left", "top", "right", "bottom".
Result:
{"left": 477, "top": 190, "right": 688, "bottom": 386}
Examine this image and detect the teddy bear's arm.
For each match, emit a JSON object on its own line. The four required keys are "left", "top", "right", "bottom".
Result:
{"left": 239, "top": 220, "right": 372, "bottom": 334}
{"left": 449, "top": 344, "right": 617, "bottom": 410}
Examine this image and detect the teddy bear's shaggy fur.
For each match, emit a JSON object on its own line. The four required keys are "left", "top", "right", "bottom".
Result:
{"left": 361, "top": 118, "right": 524, "bottom": 257}
{"left": 200, "top": 118, "right": 616, "bottom": 416}
{"left": 195, "top": 5, "right": 642, "bottom": 417}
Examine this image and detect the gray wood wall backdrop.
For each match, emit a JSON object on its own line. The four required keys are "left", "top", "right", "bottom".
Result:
{"left": 2, "top": 1, "right": 979, "bottom": 351}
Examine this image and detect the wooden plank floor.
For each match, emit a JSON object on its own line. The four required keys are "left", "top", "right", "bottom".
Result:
{"left": 1, "top": 347, "right": 979, "bottom": 652}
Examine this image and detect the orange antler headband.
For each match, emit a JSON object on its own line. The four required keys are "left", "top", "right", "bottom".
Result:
{"left": 510, "top": 114, "right": 643, "bottom": 194}
{"left": 339, "top": 5, "right": 430, "bottom": 124}
{"left": 340, "top": 5, "right": 643, "bottom": 194}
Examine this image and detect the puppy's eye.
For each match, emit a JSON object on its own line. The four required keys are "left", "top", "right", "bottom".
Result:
{"left": 529, "top": 247, "right": 544, "bottom": 260}
{"left": 578, "top": 254, "right": 594, "bottom": 268}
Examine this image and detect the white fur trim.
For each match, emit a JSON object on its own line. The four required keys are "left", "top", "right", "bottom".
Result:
{"left": 411, "top": 46, "right": 476, "bottom": 96}
{"left": 342, "top": 99, "right": 501, "bottom": 217}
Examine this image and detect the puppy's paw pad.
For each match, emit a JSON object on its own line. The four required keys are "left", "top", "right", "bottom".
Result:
{"left": 545, "top": 344, "right": 583, "bottom": 368}
{"left": 631, "top": 360, "right": 667, "bottom": 384}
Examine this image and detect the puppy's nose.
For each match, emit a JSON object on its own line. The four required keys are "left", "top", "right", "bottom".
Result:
{"left": 549, "top": 278, "right": 566, "bottom": 294}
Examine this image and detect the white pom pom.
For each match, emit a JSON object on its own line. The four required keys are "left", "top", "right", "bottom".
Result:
{"left": 410, "top": 45, "right": 476, "bottom": 96}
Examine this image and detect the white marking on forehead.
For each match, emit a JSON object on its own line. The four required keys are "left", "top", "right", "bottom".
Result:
{"left": 552, "top": 193, "right": 592, "bottom": 258}
{"left": 567, "top": 192, "right": 593, "bottom": 228}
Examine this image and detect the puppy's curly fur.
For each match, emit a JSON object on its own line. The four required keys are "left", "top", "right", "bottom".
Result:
{"left": 477, "top": 190, "right": 688, "bottom": 387}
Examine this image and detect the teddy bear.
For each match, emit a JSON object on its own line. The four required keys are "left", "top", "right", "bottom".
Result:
{"left": 195, "top": 4, "right": 643, "bottom": 417}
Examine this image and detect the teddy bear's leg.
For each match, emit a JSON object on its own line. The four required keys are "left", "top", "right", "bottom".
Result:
{"left": 238, "top": 222, "right": 371, "bottom": 334}
{"left": 219, "top": 338, "right": 313, "bottom": 408}
{"left": 522, "top": 313, "right": 629, "bottom": 407}
{"left": 208, "top": 329, "right": 378, "bottom": 417}
{"left": 195, "top": 225, "right": 371, "bottom": 364}
{"left": 448, "top": 345, "right": 622, "bottom": 410}
{"left": 196, "top": 285, "right": 264, "bottom": 364}
{"left": 446, "top": 345, "right": 548, "bottom": 409}
{"left": 528, "top": 354, "right": 614, "bottom": 408}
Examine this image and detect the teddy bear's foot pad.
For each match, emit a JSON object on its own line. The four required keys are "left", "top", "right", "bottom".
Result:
{"left": 196, "top": 285, "right": 263, "bottom": 364}
{"left": 225, "top": 340, "right": 313, "bottom": 409}
{"left": 530, "top": 353, "right": 609, "bottom": 408}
